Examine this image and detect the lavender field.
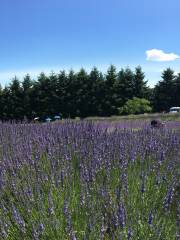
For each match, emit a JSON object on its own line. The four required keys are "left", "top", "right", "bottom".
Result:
{"left": 0, "top": 121, "right": 179, "bottom": 239}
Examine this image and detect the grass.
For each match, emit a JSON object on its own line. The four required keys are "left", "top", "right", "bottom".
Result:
{"left": 85, "top": 112, "right": 180, "bottom": 122}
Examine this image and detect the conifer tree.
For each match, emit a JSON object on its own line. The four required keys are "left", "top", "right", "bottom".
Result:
{"left": 153, "top": 68, "right": 175, "bottom": 111}
{"left": 104, "top": 65, "right": 117, "bottom": 115}
{"left": 133, "top": 66, "right": 148, "bottom": 98}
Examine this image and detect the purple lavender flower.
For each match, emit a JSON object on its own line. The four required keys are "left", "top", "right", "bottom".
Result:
{"left": 71, "top": 231, "right": 77, "bottom": 240}
{"left": 177, "top": 206, "right": 180, "bottom": 227}
{"left": 140, "top": 172, "right": 146, "bottom": 194}
{"left": 100, "top": 222, "right": 106, "bottom": 238}
{"left": 48, "top": 190, "right": 54, "bottom": 215}
{"left": 39, "top": 223, "right": 45, "bottom": 232}
{"left": 12, "top": 205, "right": 25, "bottom": 232}
{"left": 163, "top": 185, "right": 175, "bottom": 210}
{"left": 127, "top": 226, "right": 133, "bottom": 239}
{"left": 117, "top": 203, "right": 126, "bottom": 228}
{"left": 148, "top": 210, "right": 153, "bottom": 225}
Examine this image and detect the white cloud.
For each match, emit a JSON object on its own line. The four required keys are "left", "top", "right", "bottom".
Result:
{"left": 146, "top": 49, "right": 180, "bottom": 62}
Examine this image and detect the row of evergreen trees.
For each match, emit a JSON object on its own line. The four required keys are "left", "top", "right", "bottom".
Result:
{"left": 0, "top": 66, "right": 179, "bottom": 120}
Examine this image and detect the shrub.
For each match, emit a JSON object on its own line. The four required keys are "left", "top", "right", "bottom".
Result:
{"left": 119, "top": 97, "right": 152, "bottom": 115}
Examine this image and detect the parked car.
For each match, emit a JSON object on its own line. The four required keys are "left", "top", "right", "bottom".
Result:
{"left": 169, "top": 107, "right": 180, "bottom": 114}
{"left": 45, "top": 117, "right": 52, "bottom": 122}
{"left": 54, "top": 115, "right": 61, "bottom": 121}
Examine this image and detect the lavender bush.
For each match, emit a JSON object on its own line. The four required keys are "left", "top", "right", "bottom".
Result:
{"left": 0, "top": 121, "right": 179, "bottom": 239}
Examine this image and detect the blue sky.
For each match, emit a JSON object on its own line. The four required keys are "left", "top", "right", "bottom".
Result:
{"left": 0, "top": 0, "right": 180, "bottom": 87}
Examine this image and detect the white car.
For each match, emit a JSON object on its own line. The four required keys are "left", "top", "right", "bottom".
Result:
{"left": 169, "top": 107, "right": 180, "bottom": 113}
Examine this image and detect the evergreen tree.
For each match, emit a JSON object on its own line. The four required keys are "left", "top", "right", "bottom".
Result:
{"left": 22, "top": 74, "right": 33, "bottom": 119}
{"left": 115, "top": 67, "right": 134, "bottom": 107}
{"left": 48, "top": 72, "right": 59, "bottom": 116}
{"left": 55, "top": 70, "right": 67, "bottom": 116}
{"left": 104, "top": 65, "right": 117, "bottom": 116}
{"left": 88, "top": 67, "right": 105, "bottom": 116}
{"left": 74, "top": 68, "right": 89, "bottom": 118}
{"left": 9, "top": 77, "right": 23, "bottom": 119}
{"left": 65, "top": 70, "right": 77, "bottom": 118}
{"left": 1, "top": 87, "right": 11, "bottom": 120}
{"left": 133, "top": 66, "right": 149, "bottom": 98}
{"left": 172, "top": 73, "right": 180, "bottom": 106}
{"left": 153, "top": 68, "right": 175, "bottom": 111}
{"left": 114, "top": 68, "right": 125, "bottom": 107}
{"left": 0, "top": 84, "right": 2, "bottom": 119}
{"left": 33, "top": 72, "right": 53, "bottom": 117}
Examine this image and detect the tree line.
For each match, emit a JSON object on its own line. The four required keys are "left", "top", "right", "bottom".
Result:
{"left": 0, "top": 65, "right": 179, "bottom": 120}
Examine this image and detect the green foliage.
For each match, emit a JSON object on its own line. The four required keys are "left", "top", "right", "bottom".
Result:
{"left": 119, "top": 97, "right": 152, "bottom": 115}
{"left": 0, "top": 66, "right": 179, "bottom": 120}
{"left": 173, "top": 73, "right": 180, "bottom": 106}
{"left": 103, "top": 65, "right": 118, "bottom": 116}
{"left": 153, "top": 68, "right": 180, "bottom": 112}
{"left": 134, "top": 66, "right": 149, "bottom": 98}
{"left": 115, "top": 68, "right": 134, "bottom": 106}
